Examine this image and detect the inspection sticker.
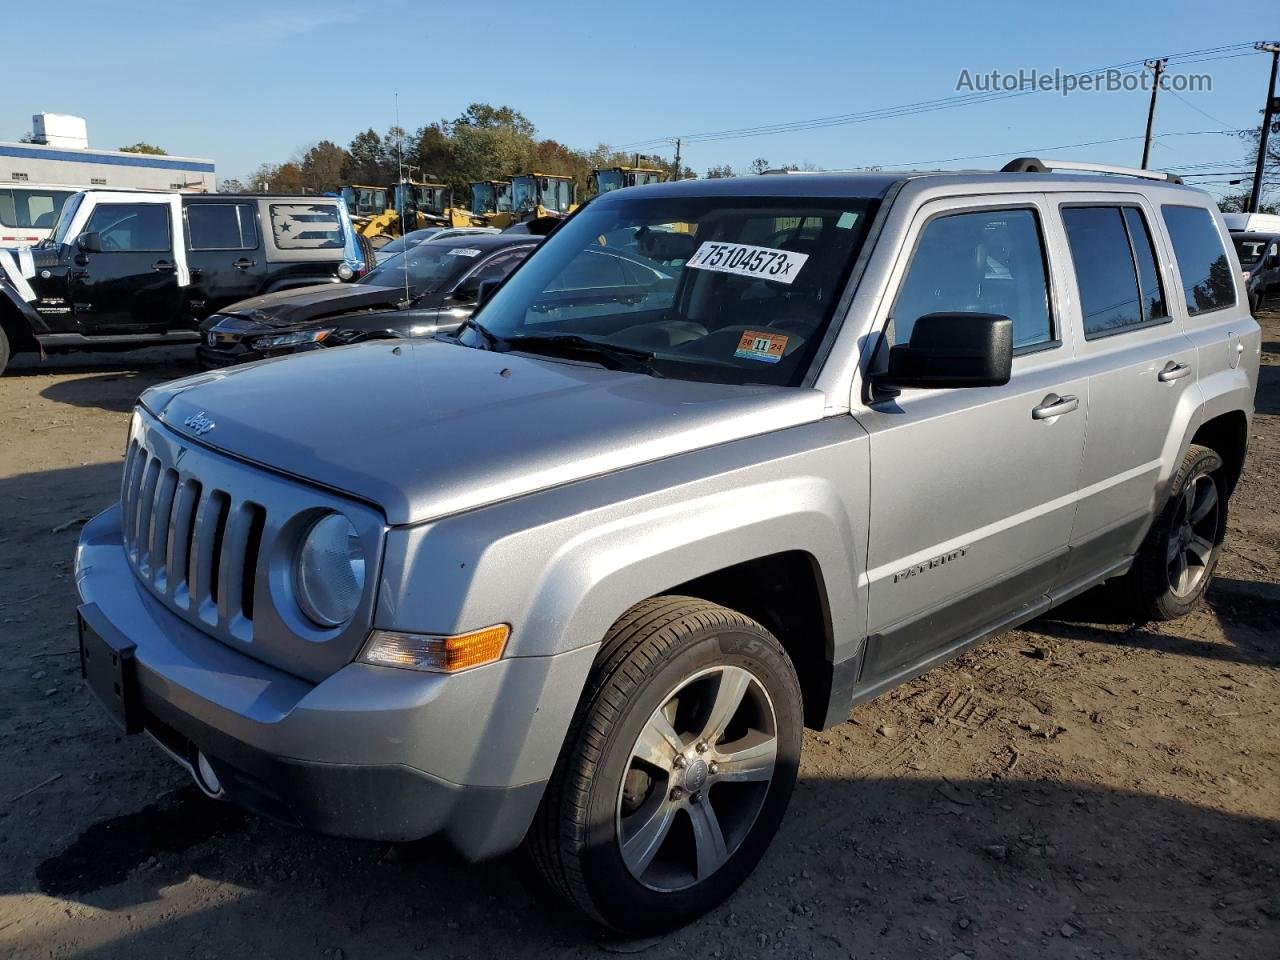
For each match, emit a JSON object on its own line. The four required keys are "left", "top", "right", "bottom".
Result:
{"left": 687, "top": 241, "right": 809, "bottom": 285}
{"left": 447, "top": 247, "right": 483, "bottom": 258}
{"left": 734, "top": 330, "right": 789, "bottom": 364}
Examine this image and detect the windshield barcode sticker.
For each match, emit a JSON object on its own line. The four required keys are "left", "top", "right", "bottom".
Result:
{"left": 686, "top": 241, "right": 809, "bottom": 284}
{"left": 448, "top": 248, "right": 483, "bottom": 258}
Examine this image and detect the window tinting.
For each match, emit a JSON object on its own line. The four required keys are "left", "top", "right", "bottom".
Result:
{"left": 892, "top": 208, "right": 1052, "bottom": 348}
{"left": 0, "top": 188, "right": 73, "bottom": 229}
{"left": 1161, "top": 205, "right": 1236, "bottom": 315}
{"left": 84, "top": 203, "right": 171, "bottom": 252}
{"left": 1062, "top": 206, "right": 1158, "bottom": 338}
{"left": 1123, "top": 207, "right": 1167, "bottom": 323}
{"left": 269, "top": 203, "right": 344, "bottom": 250}
{"left": 187, "top": 203, "right": 257, "bottom": 250}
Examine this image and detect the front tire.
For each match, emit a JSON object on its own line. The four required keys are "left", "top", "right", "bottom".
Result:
{"left": 527, "top": 596, "right": 802, "bottom": 934}
{"left": 0, "top": 325, "right": 10, "bottom": 376}
{"left": 1125, "top": 444, "right": 1227, "bottom": 621}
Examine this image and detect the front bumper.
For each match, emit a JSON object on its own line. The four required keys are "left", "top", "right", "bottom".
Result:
{"left": 75, "top": 505, "right": 588, "bottom": 859}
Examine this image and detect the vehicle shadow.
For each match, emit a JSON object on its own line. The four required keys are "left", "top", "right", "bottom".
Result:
{"left": 1030, "top": 577, "right": 1280, "bottom": 670}
{"left": 4, "top": 774, "right": 1277, "bottom": 959}
{"left": 5, "top": 346, "right": 195, "bottom": 414}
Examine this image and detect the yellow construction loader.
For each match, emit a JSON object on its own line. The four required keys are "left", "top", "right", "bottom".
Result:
{"left": 469, "top": 179, "right": 515, "bottom": 228}
{"left": 511, "top": 173, "right": 578, "bottom": 222}
{"left": 591, "top": 165, "right": 666, "bottom": 194}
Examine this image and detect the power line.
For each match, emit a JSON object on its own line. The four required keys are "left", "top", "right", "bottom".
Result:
{"left": 614, "top": 42, "right": 1260, "bottom": 150}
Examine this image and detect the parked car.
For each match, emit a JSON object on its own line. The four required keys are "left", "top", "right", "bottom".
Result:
{"left": 76, "top": 162, "right": 1259, "bottom": 934}
{"left": 197, "top": 233, "right": 539, "bottom": 367}
{"left": 373, "top": 226, "right": 501, "bottom": 263}
{"left": 1231, "top": 231, "right": 1280, "bottom": 314}
{"left": 0, "top": 190, "right": 366, "bottom": 375}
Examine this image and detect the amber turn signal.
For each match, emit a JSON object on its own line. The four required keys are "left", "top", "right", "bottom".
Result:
{"left": 359, "top": 625, "right": 510, "bottom": 673}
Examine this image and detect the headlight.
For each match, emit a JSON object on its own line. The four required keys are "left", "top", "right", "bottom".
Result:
{"left": 337, "top": 262, "right": 355, "bottom": 280}
{"left": 252, "top": 328, "right": 332, "bottom": 351}
{"left": 294, "top": 513, "right": 365, "bottom": 627}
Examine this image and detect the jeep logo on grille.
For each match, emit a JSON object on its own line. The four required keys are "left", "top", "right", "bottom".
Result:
{"left": 183, "top": 411, "right": 216, "bottom": 436}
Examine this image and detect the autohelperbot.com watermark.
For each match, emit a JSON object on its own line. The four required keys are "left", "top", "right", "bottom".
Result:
{"left": 956, "top": 67, "right": 1212, "bottom": 96}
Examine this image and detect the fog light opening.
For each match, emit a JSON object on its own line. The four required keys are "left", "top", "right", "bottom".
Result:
{"left": 193, "top": 750, "right": 224, "bottom": 797}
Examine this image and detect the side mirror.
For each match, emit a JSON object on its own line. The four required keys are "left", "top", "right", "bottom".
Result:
{"left": 873, "top": 313, "right": 1013, "bottom": 391}
{"left": 76, "top": 232, "right": 103, "bottom": 253}
{"left": 476, "top": 278, "right": 502, "bottom": 307}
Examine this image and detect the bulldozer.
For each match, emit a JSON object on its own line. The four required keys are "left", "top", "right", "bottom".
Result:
{"left": 591, "top": 165, "right": 666, "bottom": 194}
{"left": 511, "top": 173, "right": 577, "bottom": 222}
{"left": 341, "top": 179, "right": 479, "bottom": 244}
{"left": 469, "top": 179, "right": 515, "bottom": 228}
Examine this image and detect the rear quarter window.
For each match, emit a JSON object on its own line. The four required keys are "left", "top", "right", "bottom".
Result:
{"left": 1161, "top": 205, "right": 1236, "bottom": 315}
{"left": 268, "top": 203, "right": 345, "bottom": 250}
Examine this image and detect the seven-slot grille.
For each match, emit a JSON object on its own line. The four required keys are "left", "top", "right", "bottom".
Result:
{"left": 121, "top": 436, "right": 266, "bottom": 639}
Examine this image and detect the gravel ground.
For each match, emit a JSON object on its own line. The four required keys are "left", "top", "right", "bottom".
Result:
{"left": 1, "top": 320, "right": 1277, "bottom": 960}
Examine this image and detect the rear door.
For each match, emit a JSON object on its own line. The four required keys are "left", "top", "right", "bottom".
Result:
{"left": 184, "top": 200, "right": 266, "bottom": 319}
{"left": 857, "top": 195, "right": 1089, "bottom": 683}
{"left": 69, "top": 202, "right": 181, "bottom": 334}
{"left": 1054, "top": 197, "right": 1198, "bottom": 586}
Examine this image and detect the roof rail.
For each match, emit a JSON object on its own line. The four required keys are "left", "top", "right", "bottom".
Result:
{"left": 1000, "top": 157, "right": 1184, "bottom": 185}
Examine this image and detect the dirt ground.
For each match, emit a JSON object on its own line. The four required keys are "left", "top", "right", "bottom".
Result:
{"left": 1, "top": 318, "right": 1277, "bottom": 960}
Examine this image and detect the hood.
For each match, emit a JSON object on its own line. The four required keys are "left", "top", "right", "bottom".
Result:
{"left": 211, "top": 283, "right": 404, "bottom": 329}
{"left": 140, "top": 340, "right": 826, "bottom": 525}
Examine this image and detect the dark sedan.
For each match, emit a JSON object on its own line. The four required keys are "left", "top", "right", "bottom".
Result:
{"left": 197, "top": 233, "right": 539, "bottom": 367}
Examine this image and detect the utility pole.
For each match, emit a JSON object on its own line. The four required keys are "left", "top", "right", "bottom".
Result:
{"left": 670, "top": 137, "right": 682, "bottom": 180}
{"left": 1248, "top": 42, "right": 1280, "bottom": 213}
{"left": 1140, "top": 58, "right": 1166, "bottom": 170}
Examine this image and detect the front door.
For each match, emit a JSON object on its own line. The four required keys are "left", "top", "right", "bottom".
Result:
{"left": 857, "top": 197, "right": 1088, "bottom": 684}
{"left": 183, "top": 201, "right": 266, "bottom": 320}
{"left": 70, "top": 202, "right": 181, "bottom": 334}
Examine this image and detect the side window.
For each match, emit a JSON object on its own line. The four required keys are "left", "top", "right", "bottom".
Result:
{"left": 1062, "top": 206, "right": 1168, "bottom": 339}
{"left": 269, "top": 203, "right": 345, "bottom": 250}
{"left": 187, "top": 203, "right": 258, "bottom": 251}
{"left": 0, "top": 188, "right": 73, "bottom": 228}
{"left": 891, "top": 208, "right": 1052, "bottom": 349}
{"left": 549, "top": 248, "right": 628, "bottom": 291}
{"left": 1161, "top": 205, "right": 1236, "bottom": 315}
{"left": 470, "top": 247, "right": 532, "bottom": 284}
{"left": 83, "top": 203, "right": 171, "bottom": 252}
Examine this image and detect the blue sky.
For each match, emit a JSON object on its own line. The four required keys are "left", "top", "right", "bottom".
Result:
{"left": 6, "top": 0, "right": 1277, "bottom": 201}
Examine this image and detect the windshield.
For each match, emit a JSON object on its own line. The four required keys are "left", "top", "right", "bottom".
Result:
{"left": 48, "top": 192, "right": 86, "bottom": 246}
{"left": 472, "top": 183, "right": 494, "bottom": 214}
{"left": 596, "top": 170, "right": 623, "bottom": 193}
{"left": 361, "top": 242, "right": 482, "bottom": 296}
{"left": 465, "top": 194, "right": 879, "bottom": 386}
{"left": 513, "top": 177, "right": 536, "bottom": 213}
{"left": 1234, "top": 237, "right": 1266, "bottom": 268}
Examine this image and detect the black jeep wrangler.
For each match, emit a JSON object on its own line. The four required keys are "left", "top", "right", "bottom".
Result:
{"left": 0, "top": 190, "right": 368, "bottom": 375}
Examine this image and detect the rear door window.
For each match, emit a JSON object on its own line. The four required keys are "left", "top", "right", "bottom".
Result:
{"left": 269, "top": 203, "right": 345, "bottom": 249}
{"left": 1161, "top": 205, "right": 1236, "bottom": 315}
{"left": 1062, "top": 206, "right": 1169, "bottom": 339}
{"left": 187, "top": 203, "right": 258, "bottom": 250}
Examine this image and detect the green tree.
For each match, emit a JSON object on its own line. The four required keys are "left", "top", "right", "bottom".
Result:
{"left": 455, "top": 103, "right": 535, "bottom": 137}
{"left": 344, "top": 129, "right": 388, "bottom": 184}
{"left": 119, "top": 141, "right": 167, "bottom": 155}
{"left": 705, "top": 164, "right": 735, "bottom": 179}
{"left": 247, "top": 163, "right": 278, "bottom": 193}
{"left": 298, "top": 140, "right": 349, "bottom": 194}
{"left": 217, "top": 178, "right": 247, "bottom": 194}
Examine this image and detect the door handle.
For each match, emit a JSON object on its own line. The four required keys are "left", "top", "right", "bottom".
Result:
{"left": 1157, "top": 361, "right": 1191, "bottom": 382}
{"left": 1032, "top": 394, "right": 1079, "bottom": 420}
{"left": 152, "top": 260, "right": 176, "bottom": 273}
{"left": 233, "top": 258, "right": 256, "bottom": 270}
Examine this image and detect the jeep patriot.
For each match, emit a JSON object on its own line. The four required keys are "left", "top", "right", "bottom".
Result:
{"left": 75, "top": 160, "right": 1260, "bottom": 932}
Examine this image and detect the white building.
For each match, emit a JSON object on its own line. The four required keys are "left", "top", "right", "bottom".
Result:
{"left": 0, "top": 113, "right": 215, "bottom": 193}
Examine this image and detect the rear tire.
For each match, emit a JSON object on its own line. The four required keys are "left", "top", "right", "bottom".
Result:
{"left": 527, "top": 596, "right": 802, "bottom": 934}
{"left": 0, "top": 325, "right": 10, "bottom": 376}
{"left": 1124, "top": 444, "right": 1227, "bottom": 621}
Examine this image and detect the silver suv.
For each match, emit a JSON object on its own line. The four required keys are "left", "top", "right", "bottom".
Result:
{"left": 76, "top": 160, "right": 1260, "bottom": 933}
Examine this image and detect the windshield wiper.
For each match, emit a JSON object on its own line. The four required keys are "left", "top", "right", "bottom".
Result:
{"left": 500, "top": 334, "right": 663, "bottom": 377}
{"left": 456, "top": 316, "right": 506, "bottom": 350}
